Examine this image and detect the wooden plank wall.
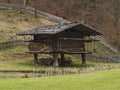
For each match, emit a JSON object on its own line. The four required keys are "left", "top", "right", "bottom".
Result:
{"left": 60, "top": 39, "right": 85, "bottom": 52}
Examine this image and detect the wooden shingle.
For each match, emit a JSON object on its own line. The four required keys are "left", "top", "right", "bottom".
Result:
{"left": 17, "top": 22, "right": 102, "bottom": 36}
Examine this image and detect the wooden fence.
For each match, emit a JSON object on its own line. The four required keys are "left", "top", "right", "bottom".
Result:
{"left": 86, "top": 55, "right": 120, "bottom": 63}
{"left": 0, "top": 40, "right": 28, "bottom": 49}
{"left": 0, "top": 65, "right": 120, "bottom": 78}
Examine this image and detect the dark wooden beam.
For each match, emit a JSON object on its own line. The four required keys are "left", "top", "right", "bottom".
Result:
{"left": 81, "top": 53, "right": 86, "bottom": 66}
{"left": 34, "top": 53, "right": 39, "bottom": 65}
{"left": 60, "top": 52, "right": 65, "bottom": 65}
{"left": 53, "top": 52, "right": 59, "bottom": 67}
{"left": 60, "top": 38, "right": 99, "bottom": 42}
{"left": 27, "top": 51, "right": 92, "bottom": 54}
{"left": 52, "top": 35, "right": 59, "bottom": 67}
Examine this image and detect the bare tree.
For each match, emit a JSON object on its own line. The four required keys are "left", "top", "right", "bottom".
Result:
{"left": 26, "top": 0, "right": 29, "bottom": 4}
{"left": 23, "top": 0, "right": 26, "bottom": 7}
{"left": 6, "top": 0, "right": 11, "bottom": 3}
{"left": 34, "top": 0, "right": 38, "bottom": 18}
{"left": 23, "top": 0, "right": 29, "bottom": 7}
{"left": 17, "top": 0, "right": 24, "bottom": 14}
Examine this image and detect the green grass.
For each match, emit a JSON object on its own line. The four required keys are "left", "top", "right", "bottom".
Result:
{"left": 95, "top": 42, "right": 116, "bottom": 56}
{"left": 0, "top": 46, "right": 51, "bottom": 70}
{"left": 85, "top": 42, "right": 117, "bottom": 56}
{"left": 0, "top": 46, "right": 88, "bottom": 70}
{"left": 0, "top": 46, "right": 94, "bottom": 71}
{"left": 0, "top": 46, "right": 119, "bottom": 71}
{"left": 0, "top": 69, "right": 120, "bottom": 90}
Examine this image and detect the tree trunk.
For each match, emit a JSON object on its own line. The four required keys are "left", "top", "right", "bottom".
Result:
{"left": 26, "top": 0, "right": 29, "bottom": 4}
{"left": 6, "top": 0, "right": 10, "bottom": 3}
{"left": 23, "top": 0, "right": 26, "bottom": 7}
{"left": 34, "top": 0, "right": 37, "bottom": 18}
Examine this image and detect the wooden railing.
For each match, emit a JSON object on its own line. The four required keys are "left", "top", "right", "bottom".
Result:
{"left": 0, "top": 40, "right": 28, "bottom": 49}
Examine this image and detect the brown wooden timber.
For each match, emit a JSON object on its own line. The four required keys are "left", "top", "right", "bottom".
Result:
{"left": 81, "top": 54, "right": 86, "bottom": 66}
{"left": 34, "top": 53, "right": 39, "bottom": 65}
{"left": 60, "top": 52, "right": 65, "bottom": 65}
{"left": 52, "top": 35, "right": 59, "bottom": 67}
{"left": 24, "top": 39, "right": 98, "bottom": 42}
{"left": 26, "top": 51, "right": 92, "bottom": 54}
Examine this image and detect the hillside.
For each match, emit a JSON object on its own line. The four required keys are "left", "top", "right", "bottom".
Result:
{"left": 36, "top": 0, "right": 120, "bottom": 49}
{"left": 0, "top": 9, "right": 119, "bottom": 70}
{"left": 0, "top": 9, "right": 55, "bottom": 42}
{"left": 0, "top": 5, "right": 119, "bottom": 72}
{"left": 1, "top": 0, "right": 118, "bottom": 50}
{"left": 0, "top": 9, "right": 57, "bottom": 70}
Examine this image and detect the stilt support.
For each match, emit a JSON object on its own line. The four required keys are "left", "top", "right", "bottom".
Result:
{"left": 53, "top": 53, "right": 59, "bottom": 67}
{"left": 81, "top": 54, "right": 86, "bottom": 66}
{"left": 34, "top": 53, "right": 39, "bottom": 65}
{"left": 61, "top": 53, "right": 65, "bottom": 65}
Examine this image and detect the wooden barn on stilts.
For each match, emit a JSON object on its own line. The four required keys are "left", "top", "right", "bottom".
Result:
{"left": 17, "top": 22, "right": 102, "bottom": 67}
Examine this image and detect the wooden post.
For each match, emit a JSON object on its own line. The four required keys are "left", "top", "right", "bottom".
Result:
{"left": 53, "top": 53, "right": 59, "bottom": 67}
{"left": 81, "top": 53, "right": 86, "bottom": 66}
{"left": 34, "top": 53, "right": 39, "bottom": 65}
{"left": 52, "top": 35, "right": 59, "bottom": 67}
{"left": 61, "top": 52, "right": 65, "bottom": 65}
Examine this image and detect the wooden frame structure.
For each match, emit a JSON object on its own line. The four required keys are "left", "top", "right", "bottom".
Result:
{"left": 17, "top": 22, "right": 102, "bottom": 66}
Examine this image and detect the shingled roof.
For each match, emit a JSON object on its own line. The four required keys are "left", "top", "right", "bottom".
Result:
{"left": 17, "top": 22, "right": 102, "bottom": 36}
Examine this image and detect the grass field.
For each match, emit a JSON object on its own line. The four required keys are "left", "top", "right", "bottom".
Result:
{"left": 0, "top": 7, "right": 120, "bottom": 90}
{"left": 0, "top": 9, "right": 120, "bottom": 89}
{"left": 0, "top": 46, "right": 91, "bottom": 70}
{"left": 0, "top": 46, "right": 119, "bottom": 71}
{"left": 0, "top": 46, "right": 51, "bottom": 70}
{"left": 0, "top": 69, "right": 119, "bottom": 90}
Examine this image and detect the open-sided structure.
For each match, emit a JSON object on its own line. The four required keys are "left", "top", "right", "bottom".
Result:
{"left": 17, "top": 22, "right": 102, "bottom": 66}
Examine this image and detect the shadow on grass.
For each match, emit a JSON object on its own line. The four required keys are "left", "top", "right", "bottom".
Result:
{"left": 15, "top": 61, "right": 95, "bottom": 71}
{"left": 16, "top": 61, "right": 50, "bottom": 70}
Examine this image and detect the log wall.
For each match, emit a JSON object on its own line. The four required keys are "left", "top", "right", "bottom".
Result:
{"left": 61, "top": 39, "right": 85, "bottom": 52}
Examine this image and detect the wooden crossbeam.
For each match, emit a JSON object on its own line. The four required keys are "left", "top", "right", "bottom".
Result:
{"left": 26, "top": 51, "right": 92, "bottom": 54}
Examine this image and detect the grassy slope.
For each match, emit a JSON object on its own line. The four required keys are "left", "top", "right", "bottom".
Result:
{"left": 0, "top": 9, "right": 119, "bottom": 71}
{"left": 0, "top": 46, "right": 119, "bottom": 71}
{"left": 0, "top": 9, "right": 55, "bottom": 42}
{"left": 95, "top": 42, "right": 117, "bottom": 56}
{"left": 0, "top": 46, "right": 51, "bottom": 70}
{"left": 0, "top": 46, "right": 92, "bottom": 70}
{"left": 0, "top": 69, "right": 120, "bottom": 90}
{"left": 0, "top": 9, "right": 56, "bottom": 70}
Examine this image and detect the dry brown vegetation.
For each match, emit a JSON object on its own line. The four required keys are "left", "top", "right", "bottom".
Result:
{"left": 0, "top": 9, "right": 55, "bottom": 42}
{"left": 21, "top": 0, "right": 120, "bottom": 49}
{"left": 0, "top": 0, "right": 120, "bottom": 49}
{"left": 0, "top": 9, "right": 55, "bottom": 70}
